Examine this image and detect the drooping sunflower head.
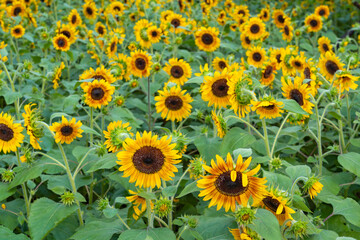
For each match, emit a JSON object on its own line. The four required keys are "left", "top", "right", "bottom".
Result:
{"left": 109, "top": 53, "right": 131, "bottom": 81}
{"left": 117, "top": 131, "right": 181, "bottom": 189}
{"left": 315, "top": 5, "right": 330, "bottom": 19}
{"left": 103, "top": 121, "right": 133, "bottom": 152}
{"left": 317, "top": 36, "right": 333, "bottom": 55}
{"left": 129, "top": 49, "right": 153, "bottom": 78}
{"left": 246, "top": 46, "right": 267, "bottom": 68}
{"left": 273, "top": 9, "right": 287, "bottom": 28}
{"left": 163, "top": 58, "right": 192, "bottom": 85}
{"left": 22, "top": 103, "right": 44, "bottom": 150}
{"left": 197, "top": 153, "right": 267, "bottom": 212}
{"left": 82, "top": 79, "right": 115, "bottom": 109}
{"left": 11, "top": 24, "right": 25, "bottom": 38}
{"left": 0, "top": 112, "right": 24, "bottom": 154}
{"left": 68, "top": 9, "right": 82, "bottom": 27}
{"left": 53, "top": 34, "right": 70, "bottom": 51}
{"left": 154, "top": 84, "right": 193, "bottom": 122}
{"left": 304, "top": 14, "right": 322, "bottom": 32}
{"left": 201, "top": 69, "right": 232, "bottom": 109}
{"left": 49, "top": 116, "right": 83, "bottom": 144}
{"left": 194, "top": 27, "right": 220, "bottom": 52}
{"left": 270, "top": 48, "right": 285, "bottom": 69}
{"left": 260, "top": 61, "right": 277, "bottom": 87}
{"left": 52, "top": 61, "right": 65, "bottom": 90}
{"left": 126, "top": 189, "right": 153, "bottom": 220}
{"left": 228, "top": 71, "right": 252, "bottom": 118}
{"left": 240, "top": 32, "right": 252, "bottom": 50}
{"left": 280, "top": 18, "right": 293, "bottom": 42}
{"left": 334, "top": 72, "right": 358, "bottom": 92}
{"left": 244, "top": 17, "right": 266, "bottom": 40}
{"left": 211, "top": 110, "right": 227, "bottom": 138}
{"left": 134, "top": 19, "right": 152, "bottom": 49}
{"left": 106, "top": 35, "right": 118, "bottom": 58}
{"left": 251, "top": 96, "right": 284, "bottom": 119}
{"left": 83, "top": 1, "right": 98, "bottom": 20}
{"left": 230, "top": 227, "right": 261, "bottom": 240}
{"left": 318, "top": 52, "right": 344, "bottom": 81}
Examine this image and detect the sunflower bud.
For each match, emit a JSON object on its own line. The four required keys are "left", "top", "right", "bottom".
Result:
{"left": 235, "top": 207, "right": 256, "bottom": 225}
{"left": 189, "top": 157, "right": 206, "bottom": 180}
{"left": 303, "top": 176, "right": 323, "bottom": 199}
{"left": 130, "top": 79, "right": 139, "bottom": 88}
{"left": 169, "top": 131, "right": 189, "bottom": 155}
{"left": 1, "top": 170, "right": 14, "bottom": 182}
{"left": 115, "top": 95, "right": 125, "bottom": 107}
{"left": 60, "top": 191, "right": 75, "bottom": 206}
{"left": 97, "top": 197, "right": 110, "bottom": 211}
{"left": 175, "top": 37, "right": 182, "bottom": 45}
{"left": 270, "top": 156, "right": 282, "bottom": 170}
{"left": 95, "top": 142, "right": 107, "bottom": 157}
{"left": 154, "top": 197, "right": 172, "bottom": 218}
{"left": 289, "top": 220, "right": 308, "bottom": 239}
{"left": 187, "top": 216, "right": 198, "bottom": 228}
{"left": 24, "top": 60, "right": 33, "bottom": 70}
{"left": 152, "top": 62, "right": 162, "bottom": 73}
{"left": 205, "top": 115, "right": 212, "bottom": 124}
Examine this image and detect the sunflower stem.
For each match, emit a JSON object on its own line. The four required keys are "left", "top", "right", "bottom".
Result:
{"left": 337, "top": 108, "right": 346, "bottom": 154}
{"left": 1, "top": 62, "right": 20, "bottom": 120}
{"left": 101, "top": 113, "right": 105, "bottom": 142}
{"left": 261, "top": 118, "right": 271, "bottom": 161}
{"left": 154, "top": 215, "right": 168, "bottom": 228}
{"left": 270, "top": 113, "right": 290, "bottom": 158}
{"left": 89, "top": 107, "right": 94, "bottom": 146}
{"left": 176, "top": 226, "right": 188, "bottom": 240}
{"left": 314, "top": 101, "right": 323, "bottom": 175}
{"left": 147, "top": 76, "right": 152, "bottom": 131}
{"left": 116, "top": 213, "right": 131, "bottom": 230}
{"left": 146, "top": 188, "right": 154, "bottom": 228}
{"left": 171, "top": 121, "right": 175, "bottom": 132}
{"left": 290, "top": 176, "right": 308, "bottom": 199}
{"left": 33, "top": 151, "right": 66, "bottom": 170}
{"left": 346, "top": 93, "right": 351, "bottom": 128}
{"left": 15, "top": 149, "right": 30, "bottom": 218}
{"left": 226, "top": 116, "right": 264, "bottom": 140}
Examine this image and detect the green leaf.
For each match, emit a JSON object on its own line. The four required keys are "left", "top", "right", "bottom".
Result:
{"left": 138, "top": 191, "right": 156, "bottom": 200}
{"left": 338, "top": 152, "right": 360, "bottom": 177}
{"left": 187, "top": 76, "right": 203, "bottom": 84}
{"left": 220, "top": 128, "right": 256, "bottom": 156}
{"left": 336, "top": 237, "right": 357, "bottom": 240}
{"left": 9, "top": 164, "right": 46, "bottom": 189}
{"left": 193, "top": 136, "right": 221, "bottom": 163}
{"left": 285, "top": 165, "right": 311, "bottom": 182}
{"left": 194, "top": 216, "right": 236, "bottom": 239}
{"left": 308, "top": 230, "right": 339, "bottom": 240}
{"left": 118, "top": 228, "right": 176, "bottom": 240}
{"left": 249, "top": 209, "right": 281, "bottom": 240}
{"left": 86, "top": 153, "right": 118, "bottom": 173}
{"left": 280, "top": 99, "right": 308, "bottom": 115}
{"left": 329, "top": 198, "right": 360, "bottom": 227}
{"left": 71, "top": 220, "right": 124, "bottom": 240}
{"left": 233, "top": 148, "right": 252, "bottom": 158}
{"left": 162, "top": 186, "right": 177, "bottom": 198}
{"left": 300, "top": 42, "right": 313, "bottom": 52}
{"left": 103, "top": 207, "right": 118, "bottom": 218}
{"left": 292, "top": 194, "right": 311, "bottom": 212}
{"left": 0, "top": 182, "right": 16, "bottom": 201}
{"left": 81, "top": 125, "right": 100, "bottom": 136}
{"left": 2, "top": 91, "right": 22, "bottom": 105}
{"left": 28, "top": 198, "right": 77, "bottom": 240}
{"left": 0, "top": 226, "right": 30, "bottom": 240}
{"left": 177, "top": 181, "right": 200, "bottom": 198}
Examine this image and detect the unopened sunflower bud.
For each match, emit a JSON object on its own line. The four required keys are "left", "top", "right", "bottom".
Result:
{"left": 130, "top": 79, "right": 139, "bottom": 88}
{"left": 154, "top": 197, "right": 172, "bottom": 218}
{"left": 205, "top": 115, "right": 212, "bottom": 124}
{"left": 235, "top": 207, "right": 256, "bottom": 225}
{"left": 270, "top": 156, "right": 282, "bottom": 170}
{"left": 1, "top": 170, "right": 14, "bottom": 182}
{"left": 175, "top": 37, "right": 182, "bottom": 45}
{"left": 189, "top": 157, "right": 205, "bottom": 180}
{"left": 187, "top": 216, "right": 198, "bottom": 228}
{"left": 97, "top": 197, "right": 109, "bottom": 211}
{"left": 115, "top": 95, "right": 125, "bottom": 107}
{"left": 96, "top": 142, "right": 107, "bottom": 157}
{"left": 24, "top": 60, "right": 33, "bottom": 70}
{"left": 152, "top": 62, "right": 161, "bottom": 72}
{"left": 289, "top": 220, "right": 308, "bottom": 238}
{"left": 60, "top": 191, "right": 75, "bottom": 206}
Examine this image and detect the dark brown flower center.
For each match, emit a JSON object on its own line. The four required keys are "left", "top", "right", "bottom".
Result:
{"left": 263, "top": 11, "right": 268, "bottom": 18}
{"left": 322, "top": 43, "right": 329, "bottom": 52}
{"left": 263, "top": 104, "right": 275, "bottom": 110}
{"left": 245, "top": 36, "right": 251, "bottom": 44}
{"left": 151, "top": 30, "right": 158, "bottom": 37}
{"left": 252, "top": 52, "right": 262, "bottom": 62}
{"left": 57, "top": 38, "right": 65, "bottom": 47}
{"left": 263, "top": 66, "right": 273, "bottom": 78}
{"left": 165, "top": 96, "right": 183, "bottom": 111}
{"left": 91, "top": 87, "right": 105, "bottom": 100}
{"left": 325, "top": 60, "right": 339, "bottom": 75}
{"left": 114, "top": 6, "right": 121, "bottom": 11}
{"left": 238, "top": 10, "right": 245, "bottom": 15}
{"left": 0, "top": 123, "right": 14, "bottom": 141}
{"left": 71, "top": 15, "right": 77, "bottom": 24}
{"left": 86, "top": 7, "right": 93, "bottom": 15}
{"left": 284, "top": 25, "right": 289, "bottom": 35}
{"left": 294, "top": 61, "right": 302, "bottom": 67}
{"left": 310, "top": 19, "right": 318, "bottom": 27}
{"left": 61, "top": 30, "right": 71, "bottom": 39}
{"left": 304, "top": 67, "right": 311, "bottom": 79}
{"left": 276, "top": 54, "right": 282, "bottom": 63}
{"left": 250, "top": 24, "right": 260, "bottom": 34}
{"left": 277, "top": 14, "right": 285, "bottom": 23}
{"left": 319, "top": 9, "right": 325, "bottom": 16}
{"left": 93, "top": 74, "right": 105, "bottom": 80}
{"left": 110, "top": 42, "right": 116, "bottom": 52}
{"left": 290, "top": 89, "right": 304, "bottom": 106}
{"left": 97, "top": 26, "right": 104, "bottom": 35}
{"left": 171, "top": 19, "right": 180, "bottom": 28}
{"left": 14, "top": 28, "right": 21, "bottom": 34}
{"left": 132, "top": 146, "right": 165, "bottom": 174}
{"left": 215, "top": 171, "right": 248, "bottom": 196}
{"left": 262, "top": 196, "right": 285, "bottom": 214}
{"left": 218, "top": 61, "right": 227, "bottom": 69}
{"left": 170, "top": 66, "right": 184, "bottom": 78}
{"left": 135, "top": 58, "right": 146, "bottom": 70}
{"left": 201, "top": 33, "right": 214, "bottom": 45}
{"left": 14, "top": 6, "right": 22, "bottom": 16}
{"left": 211, "top": 78, "right": 229, "bottom": 97}
{"left": 60, "top": 125, "right": 73, "bottom": 136}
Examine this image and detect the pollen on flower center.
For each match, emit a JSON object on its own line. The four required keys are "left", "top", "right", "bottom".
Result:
{"left": 132, "top": 146, "right": 165, "bottom": 174}
{"left": 165, "top": 96, "right": 183, "bottom": 110}
{"left": 201, "top": 33, "right": 214, "bottom": 45}
{"left": 135, "top": 58, "right": 146, "bottom": 70}
{"left": 290, "top": 89, "right": 304, "bottom": 106}
{"left": 211, "top": 78, "right": 229, "bottom": 97}
{"left": 91, "top": 87, "right": 105, "bottom": 100}
{"left": 215, "top": 171, "right": 249, "bottom": 196}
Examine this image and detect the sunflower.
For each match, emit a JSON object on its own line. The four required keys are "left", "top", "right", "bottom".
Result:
{"left": 201, "top": 69, "right": 232, "bottom": 109}
{"left": 109, "top": 53, "right": 131, "bottom": 81}
{"left": 126, "top": 190, "right": 154, "bottom": 220}
{"left": 317, "top": 36, "right": 333, "bottom": 55}
{"left": 108, "top": 1, "right": 124, "bottom": 15}
{"left": 304, "top": 14, "right": 322, "bottom": 32}
{"left": 289, "top": 53, "right": 306, "bottom": 73}
{"left": 163, "top": 58, "right": 192, "bottom": 86}
{"left": 52, "top": 62, "right": 65, "bottom": 89}
{"left": 251, "top": 97, "right": 283, "bottom": 119}
{"left": 243, "top": 17, "right": 266, "bottom": 40}
{"left": 95, "top": 22, "right": 107, "bottom": 37}
{"left": 117, "top": 131, "right": 181, "bottom": 189}
{"left": 197, "top": 153, "right": 267, "bottom": 212}
{"left": 315, "top": 5, "right": 330, "bottom": 19}
{"left": 11, "top": 25, "right": 25, "bottom": 38}
{"left": 246, "top": 46, "right": 267, "bottom": 68}
{"left": 302, "top": 60, "right": 320, "bottom": 96}
{"left": 22, "top": 103, "right": 43, "bottom": 150}
{"left": 53, "top": 34, "right": 70, "bottom": 51}
{"left": 82, "top": 80, "right": 115, "bottom": 109}
{"left": 6, "top": 1, "right": 25, "bottom": 17}
{"left": 166, "top": 13, "right": 186, "bottom": 34}
{"left": 280, "top": 18, "right": 293, "bottom": 42}
{"left": 240, "top": 33, "right": 252, "bottom": 50}
{"left": 68, "top": 9, "right": 82, "bottom": 27}
{"left": 233, "top": 5, "right": 250, "bottom": 19}
{"left": 318, "top": 52, "right": 344, "bottom": 81}
{"left": 147, "top": 26, "right": 162, "bottom": 44}
{"left": 333, "top": 72, "right": 358, "bottom": 92}
{"left": 56, "top": 23, "right": 78, "bottom": 44}
{"left": 0, "top": 112, "right": 24, "bottom": 154}
{"left": 258, "top": 8, "right": 270, "bottom": 22}
{"left": 270, "top": 48, "right": 285, "bottom": 69}
{"left": 230, "top": 227, "right": 260, "bottom": 240}
{"left": 211, "top": 110, "right": 227, "bottom": 138}
{"left": 195, "top": 27, "right": 220, "bottom": 52}
{"left": 103, "top": 121, "right": 133, "bottom": 152}
{"left": 212, "top": 57, "right": 228, "bottom": 72}
{"left": 49, "top": 116, "right": 83, "bottom": 144}
{"left": 273, "top": 9, "right": 287, "bottom": 28}
{"left": 129, "top": 50, "right": 153, "bottom": 78}
{"left": 260, "top": 61, "right": 277, "bottom": 87}
{"left": 154, "top": 84, "right": 193, "bottom": 122}
{"left": 134, "top": 19, "right": 152, "bottom": 48}
{"left": 281, "top": 76, "right": 314, "bottom": 114}
{"left": 228, "top": 71, "right": 252, "bottom": 118}
{"left": 106, "top": 35, "right": 118, "bottom": 58}
{"left": 80, "top": 65, "right": 116, "bottom": 88}
{"left": 83, "top": 1, "right": 97, "bottom": 20}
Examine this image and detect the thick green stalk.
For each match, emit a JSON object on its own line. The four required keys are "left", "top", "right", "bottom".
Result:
{"left": 89, "top": 107, "right": 94, "bottom": 146}
{"left": 314, "top": 102, "right": 323, "bottom": 175}
{"left": 15, "top": 150, "right": 30, "bottom": 217}
{"left": 261, "top": 118, "right": 271, "bottom": 159}
{"left": 270, "top": 113, "right": 290, "bottom": 158}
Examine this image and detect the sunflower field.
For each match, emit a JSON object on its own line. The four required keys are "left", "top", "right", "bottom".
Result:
{"left": 1, "top": 0, "right": 360, "bottom": 239}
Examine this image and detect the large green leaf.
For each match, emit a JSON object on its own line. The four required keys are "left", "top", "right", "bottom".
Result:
{"left": 220, "top": 127, "right": 256, "bottom": 156}
{"left": 86, "top": 153, "right": 118, "bottom": 173}
{"left": 194, "top": 216, "right": 236, "bottom": 239}
{"left": 118, "top": 228, "right": 176, "bottom": 240}
{"left": 71, "top": 220, "right": 125, "bottom": 240}
{"left": 308, "top": 230, "right": 339, "bottom": 240}
{"left": 285, "top": 165, "right": 311, "bottom": 182}
{"left": 338, "top": 152, "right": 360, "bottom": 177}
{"left": 0, "top": 182, "right": 16, "bottom": 201}
{"left": 329, "top": 198, "right": 360, "bottom": 227}
{"left": 9, "top": 164, "right": 47, "bottom": 189}
{"left": 28, "top": 198, "right": 77, "bottom": 240}
{"left": 280, "top": 99, "right": 308, "bottom": 115}
{"left": 177, "top": 181, "right": 200, "bottom": 198}
{"left": 249, "top": 209, "right": 281, "bottom": 240}
{"left": 0, "top": 226, "right": 30, "bottom": 240}
{"left": 193, "top": 136, "right": 221, "bottom": 163}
